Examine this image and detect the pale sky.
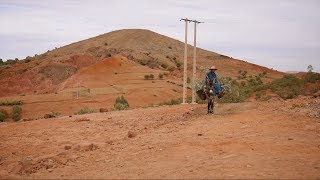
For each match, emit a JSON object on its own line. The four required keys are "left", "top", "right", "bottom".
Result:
{"left": 1, "top": 0, "right": 319, "bottom": 72}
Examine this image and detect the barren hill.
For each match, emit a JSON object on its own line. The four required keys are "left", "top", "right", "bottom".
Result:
{"left": 0, "top": 29, "right": 286, "bottom": 119}
{"left": 0, "top": 29, "right": 283, "bottom": 97}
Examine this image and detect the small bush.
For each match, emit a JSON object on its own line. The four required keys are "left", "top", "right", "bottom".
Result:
{"left": 0, "top": 113, "right": 6, "bottom": 122}
{"left": 269, "top": 75, "right": 302, "bottom": 99}
{"left": 144, "top": 74, "right": 150, "bottom": 80}
{"left": 0, "top": 109, "right": 8, "bottom": 118}
{"left": 114, "top": 96, "right": 129, "bottom": 110}
{"left": 176, "top": 62, "right": 181, "bottom": 68}
{"left": 144, "top": 74, "right": 154, "bottom": 80}
{"left": 167, "top": 66, "right": 175, "bottom": 72}
{"left": 74, "top": 107, "right": 97, "bottom": 115}
{"left": 187, "top": 77, "right": 191, "bottom": 84}
{"left": 304, "top": 72, "right": 320, "bottom": 83}
{"left": 161, "top": 63, "right": 168, "bottom": 69}
{"left": 12, "top": 106, "right": 22, "bottom": 121}
{"left": 158, "top": 73, "right": 164, "bottom": 79}
{"left": 0, "top": 109, "right": 8, "bottom": 122}
{"left": 0, "top": 100, "right": 23, "bottom": 106}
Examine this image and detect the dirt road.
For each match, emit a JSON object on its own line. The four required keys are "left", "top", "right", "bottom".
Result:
{"left": 0, "top": 98, "right": 319, "bottom": 179}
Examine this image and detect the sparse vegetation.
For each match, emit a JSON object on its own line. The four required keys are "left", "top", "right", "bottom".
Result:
{"left": 161, "top": 63, "right": 168, "bottom": 69}
{"left": 0, "top": 109, "right": 8, "bottom": 122}
{"left": 144, "top": 74, "right": 154, "bottom": 80}
{"left": 114, "top": 96, "right": 129, "bottom": 110}
{"left": 12, "top": 105, "right": 22, "bottom": 121}
{"left": 269, "top": 75, "right": 303, "bottom": 99}
{"left": 167, "top": 66, "right": 175, "bottom": 72}
{"left": 72, "top": 89, "right": 91, "bottom": 98}
{"left": 144, "top": 74, "right": 150, "bottom": 80}
{"left": 304, "top": 72, "right": 320, "bottom": 83}
{"left": 0, "top": 100, "right": 23, "bottom": 106}
{"left": 187, "top": 77, "right": 191, "bottom": 84}
{"left": 74, "top": 107, "right": 97, "bottom": 115}
{"left": 158, "top": 98, "right": 182, "bottom": 106}
{"left": 158, "top": 73, "right": 164, "bottom": 79}
{"left": 0, "top": 59, "right": 18, "bottom": 66}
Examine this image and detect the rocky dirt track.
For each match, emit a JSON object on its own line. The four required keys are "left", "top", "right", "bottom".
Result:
{"left": 0, "top": 97, "right": 319, "bottom": 179}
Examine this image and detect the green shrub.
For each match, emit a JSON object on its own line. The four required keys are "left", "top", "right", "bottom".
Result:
{"left": 161, "top": 63, "right": 168, "bottom": 69}
{"left": 144, "top": 74, "right": 150, "bottom": 80}
{"left": 158, "top": 73, "right": 164, "bottom": 79}
{"left": 74, "top": 107, "right": 97, "bottom": 115}
{"left": 0, "top": 109, "right": 8, "bottom": 118}
{"left": 304, "top": 72, "right": 320, "bottom": 83}
{"left": 187, "top": 77, "right": 191, "bottom": 83}
{"left": 0, "top": 100, "right": 23, "bottom": 106}
{"left": 149, "top": 74, "right": 154, "bottom": 79}
{"left": 0, "top": 109, "right": 8, "bottom": 122}
{"left": 167, "top": 66, "right": 175, "bottom": 72}
{"left": 114, "top": 96, "right": 129, "bottom": 110}
{"left": 0, "top": 113, "right": 5, "bottom": 122}
{"left": 12, "top": 106, "right": 22, "bottom": 121}
{"left": 269, "top": 75, "right": 302, "bottom": 99}
{"left": 176, "top": 62, "right": 181, "bottom": 68}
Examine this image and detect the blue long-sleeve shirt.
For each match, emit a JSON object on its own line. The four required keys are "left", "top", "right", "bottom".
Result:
{"left": 205, "top": 72, "right": 221, "bottom": 94}
{"left": 205, "top": 72, "right": 219, "bottom": 85}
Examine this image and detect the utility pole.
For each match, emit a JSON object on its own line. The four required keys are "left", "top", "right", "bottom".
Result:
{"left": 180, "top": 18, "right": 203, "bottom": 104}
{"left": 191, "top": 20, "right": 203, "bottom": 104}
{"left": 180, "top": 18, "right": 192, "bottom": 104}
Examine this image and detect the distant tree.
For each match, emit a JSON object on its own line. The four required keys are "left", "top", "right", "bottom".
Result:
{"left": 307, "top": 65, "right": 313, "bottom": 73}
{"left": 15, "top": 58, "right": 19, "bottom": 61}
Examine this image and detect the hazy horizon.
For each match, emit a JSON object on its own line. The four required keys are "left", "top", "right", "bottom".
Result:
{"left": 1, "top": 0, "right": 319, "bottom": 72}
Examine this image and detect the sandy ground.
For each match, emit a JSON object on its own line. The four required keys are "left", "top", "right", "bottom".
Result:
{"left": 0, "top": 98, "right": 319, "bottom": 179}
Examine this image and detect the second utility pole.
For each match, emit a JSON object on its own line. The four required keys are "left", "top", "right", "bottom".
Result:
{"left": 191, "top": 20, "right": 203, "bottom": 104}
{"left": 180, "top": 18, "right": 192, "bottom": 104}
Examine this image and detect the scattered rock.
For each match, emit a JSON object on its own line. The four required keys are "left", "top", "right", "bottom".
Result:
{"left": 44, "top": 113, "right": 56, "bottom": 119}
{"left": 69, "top": 115, "right": 72, "bottom": 118}
{"left": 197, "top": 133, "right": 203, "bottom": 136}
{"left": 22, "top": 118, "right": 33, "bottom": 122}
{"left": 73, "top": 142, "right": 98, "bottom": 151}
{"left": 288, "top": 138, "right": 293, "bottom": 141}
{"left": 127, "top": 131, "right": 137, "bottom": 138}
{"left": 99, "top": 108, "right": 108, "bottom": 113}
{"left": 64, "top": 145, "right": 72, "bottom": 150}
{"left": 108, "top": 117, "right": 112, "bottom": 119}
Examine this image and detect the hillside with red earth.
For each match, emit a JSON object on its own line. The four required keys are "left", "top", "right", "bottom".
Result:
{"left": 0, "top": 29, "right": 319, "bottom": 179}
{"left": 0, "top": 29, "right": 286, "bottom": 119}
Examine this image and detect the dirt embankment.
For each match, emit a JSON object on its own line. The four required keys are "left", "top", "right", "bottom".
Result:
{"left": 0, "top": 97, "right": 319, "bottom": 179}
